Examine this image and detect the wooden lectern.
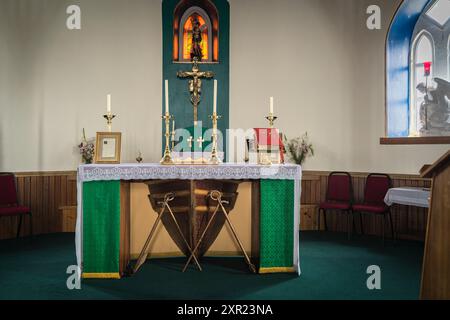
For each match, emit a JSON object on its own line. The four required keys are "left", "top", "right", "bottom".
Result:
{"left": 420, "top": 150, "right": 450, "bottom": 300}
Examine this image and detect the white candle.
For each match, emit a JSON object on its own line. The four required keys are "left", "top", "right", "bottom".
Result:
{"left": 172, "top": 119, "right": 175, "bottom": 132}
{"left": 107, "top": 94, "right": 111, "bottom": 113}
{"left": 165, "top": 80, "right": 169, "bottom": 114}
{"left": 270, "top": 96, "right": 274, "bottom": 115}
{"left": 213, "top": 80, "right": 218, "bottom": 114}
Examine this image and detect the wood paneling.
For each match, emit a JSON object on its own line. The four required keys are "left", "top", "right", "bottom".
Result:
{"left": 0, "top": 170, "right": 431, "bottom": 242}
{"left": 60, "top": 206, "right": 77, "bottom": 232}
{"left": 301, "top": 171, "right": 431, "bottom": 241}
{"left": 0, "top": 172, "right": 77, "bottom": 240}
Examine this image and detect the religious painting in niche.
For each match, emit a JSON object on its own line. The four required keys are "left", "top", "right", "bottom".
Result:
{"left": 173, "top": 1, "right": 219, "bottom": 63}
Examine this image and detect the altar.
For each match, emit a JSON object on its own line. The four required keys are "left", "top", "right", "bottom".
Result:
{"left": 73, "top": 2, "right": 303, "bottom": 279}
{"left": 76, "top": 163, "right": 301, "bottom": 279}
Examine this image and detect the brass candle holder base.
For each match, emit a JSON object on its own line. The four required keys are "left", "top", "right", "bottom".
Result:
{"left": 209, "top": 154, "right": 220, "bottom": 165}
{"left": 160, "top": 152, "right": 174, "bottom": 165}
{"left": 265, "top": 114, "right": 277, "bottom": 128}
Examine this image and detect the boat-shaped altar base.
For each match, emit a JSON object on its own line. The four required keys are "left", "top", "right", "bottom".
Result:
{"left": 145, "top": 179, "right": 240, "bottom": 258}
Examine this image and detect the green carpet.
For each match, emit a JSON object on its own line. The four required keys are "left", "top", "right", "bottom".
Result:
{"left": 0, "top": 232, "right": 423, "bottom": 300}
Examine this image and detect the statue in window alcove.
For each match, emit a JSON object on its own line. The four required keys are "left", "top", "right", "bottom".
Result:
{"left": 190, "top": 16, "right": 204, "bottom": 62}
{"left": 416, "top": 77, "right": 450, "bottom": 135}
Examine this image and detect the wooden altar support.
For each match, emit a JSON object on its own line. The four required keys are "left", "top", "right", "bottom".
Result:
{"left": 145, "top": 180, "right": 240, "bottom": 258}
{"left": 420, "top": 150, "right": 450, "bottom": 300}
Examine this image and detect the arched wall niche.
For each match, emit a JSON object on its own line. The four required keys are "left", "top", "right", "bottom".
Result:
{"left": 385, "top": 0, "right": 433, "bottom": 138}
{"left": 173, "top": 0, "right": 219, "bottom": 63}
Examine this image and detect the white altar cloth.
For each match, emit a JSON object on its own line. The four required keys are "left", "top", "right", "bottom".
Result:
{"left": 77, "top": 163, "right": 301, "bottom": 182}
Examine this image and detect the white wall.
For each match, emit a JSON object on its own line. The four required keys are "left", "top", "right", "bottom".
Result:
{"left": 0, "top": 0, "right": 163, "bottom": 171}
{"left": 0, "top": 0, "right": 448, "bottom": 174}
{"left": 229, "top": 0, "right": 448, "bottom": 174}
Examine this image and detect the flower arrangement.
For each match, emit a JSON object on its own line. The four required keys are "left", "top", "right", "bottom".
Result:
{"left": 78, "top": 128, "right": 95, "bottom": 164}
{"left": 285, "top": 132, "right": 314, "bottom": 166}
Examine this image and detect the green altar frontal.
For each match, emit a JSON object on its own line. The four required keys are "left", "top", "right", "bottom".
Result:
{"left": 76, "top": 164, "right": 301, "bottom": 278}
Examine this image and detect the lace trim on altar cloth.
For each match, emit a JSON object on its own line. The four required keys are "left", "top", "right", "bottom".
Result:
{"left": 77, "top": 163, "right": 301, "bottom": 182}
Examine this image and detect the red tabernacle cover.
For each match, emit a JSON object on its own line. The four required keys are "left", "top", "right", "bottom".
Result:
{"left": 253, "top": 128, "right": 285, "bottom": 163}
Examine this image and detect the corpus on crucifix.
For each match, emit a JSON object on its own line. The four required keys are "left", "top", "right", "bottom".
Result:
{"left": 177, "top": 59, "right": 214, "bottom": 125}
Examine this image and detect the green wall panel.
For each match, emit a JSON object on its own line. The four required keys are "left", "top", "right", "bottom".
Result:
{"left": 162, "top": 0, "right": 230, "bottom": 156}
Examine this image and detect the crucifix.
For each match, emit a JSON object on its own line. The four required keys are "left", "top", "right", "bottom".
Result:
{"left": 177, "top": 60, "right": 214, "bottom": 126}
{"left": 196, "top": 136, "right": 205, "bottom": 149}
{"left": 177, "top": 16, "right": 214, "bottom": 125}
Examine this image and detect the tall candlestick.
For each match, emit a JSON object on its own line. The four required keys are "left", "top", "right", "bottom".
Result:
{"left": 213, "top": 80, "right": 218, "bottom": 114}
{"left": 165, "top": 80, "right": 169, "bottom": 114}
{"left": 161, "top": 113, "right": 174, "bottom": 165}
{"left": 209, "top": 112, "right": 222, "bottom": 165}
{"left": 107, "top": 94, "right": 112, "bottom": 113}
{"left": 269, "top": 96, "right": 274, "bottom": 115}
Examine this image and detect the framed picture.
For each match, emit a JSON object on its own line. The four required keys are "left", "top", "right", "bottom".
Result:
{"left": 95, "top": 132, "right": 122, "bottom": 164}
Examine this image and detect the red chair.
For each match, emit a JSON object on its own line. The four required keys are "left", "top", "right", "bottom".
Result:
{"left": 352, "top": 173, "right": 393, "bottom": 244}
{"left": 318, "top": 172, "right": 354, "bottom": 239}
{"left": 0, "top": 173, "right": 32, "bottom": 238}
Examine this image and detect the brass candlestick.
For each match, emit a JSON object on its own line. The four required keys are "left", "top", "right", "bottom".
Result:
{"left": 265, "top": 113, "right": 278, "bottom": 128}
{"left": 103, "top": 113, "right": 116, "bottom": 132}
{"left": 160, "top": 113, "right": 174, "bottom": 165}
{"left": 209, "top": 112, "right": 222, "bottom": 165}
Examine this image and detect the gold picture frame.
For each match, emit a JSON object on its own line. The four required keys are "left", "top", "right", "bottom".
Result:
{"left": 95, "top": 132, "right": 122, "bottom": 164}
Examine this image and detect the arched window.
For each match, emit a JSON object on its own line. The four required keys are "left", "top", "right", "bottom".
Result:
{"left": 410, "top": 32, "right": 434, "bottom": 135}
{"left": 179, "top": 7, "right": 212, "bottom": 62}
{"left": 384, "top": 0, "right": 450, "bottom": 143}
{"left": 172, "top": 0, "right": 219, "bottom": 63}
{"left": 448, "top": 35, "right": 450, "bottom": 79}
